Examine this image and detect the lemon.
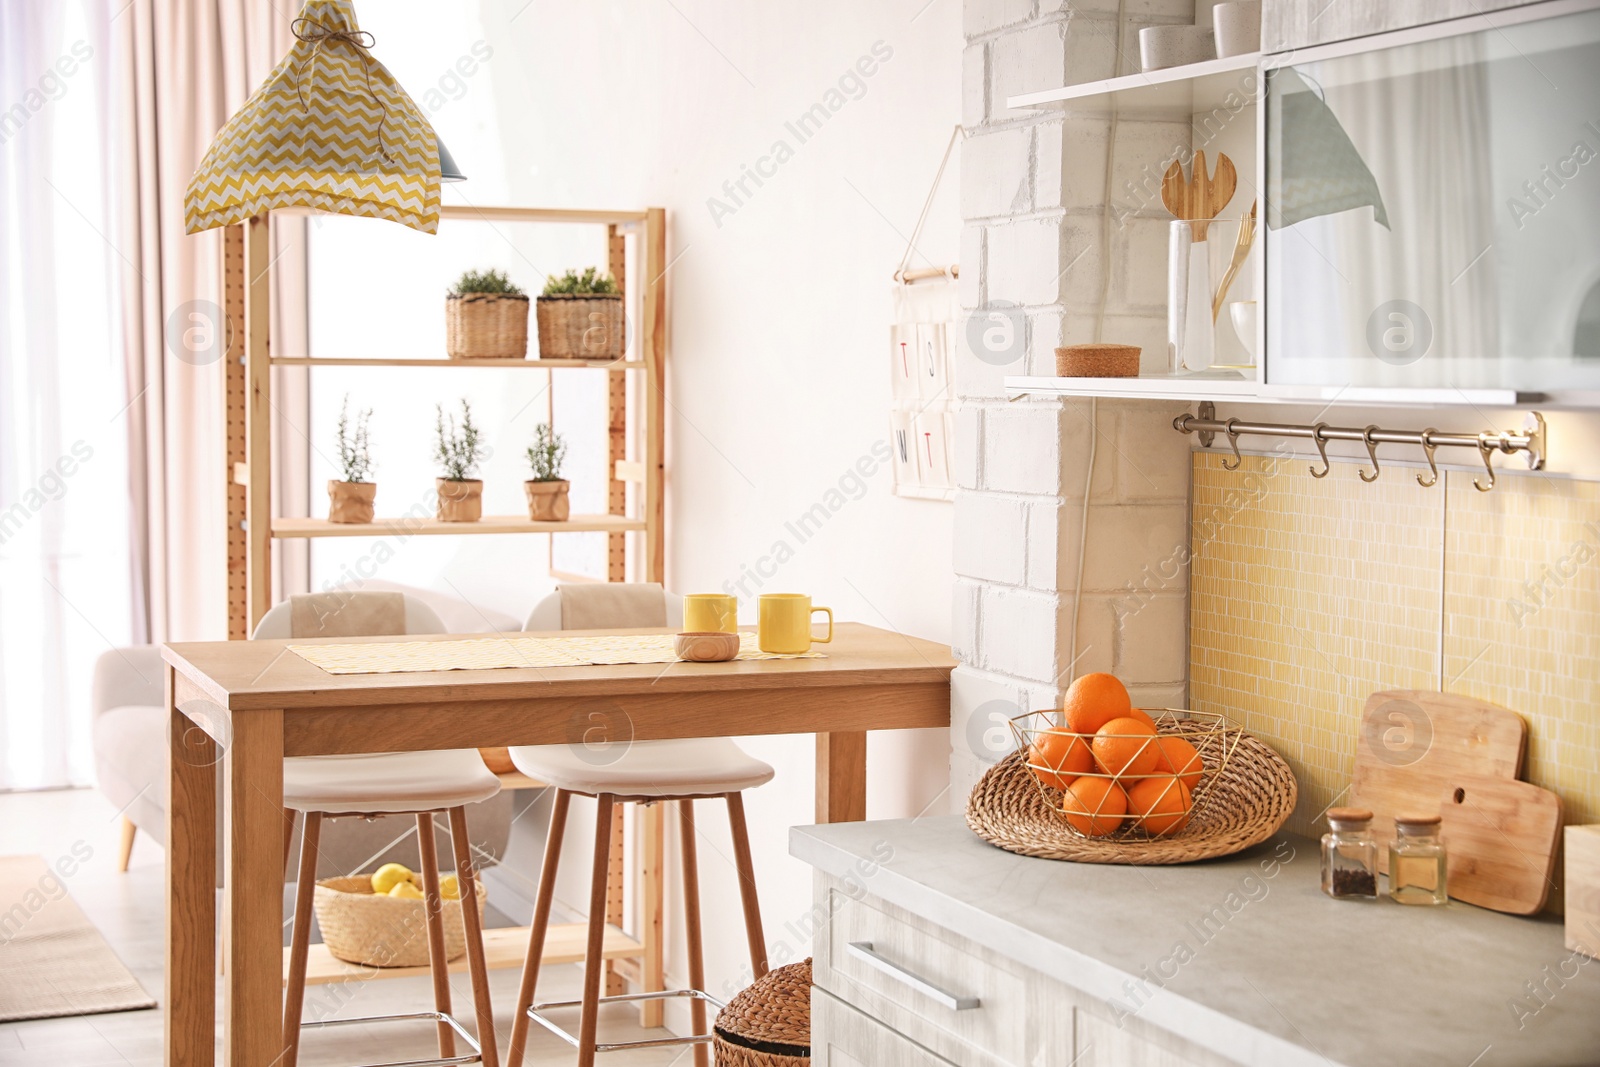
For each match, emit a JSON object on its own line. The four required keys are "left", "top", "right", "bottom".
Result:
{"left": 438, "top": 874, "right": 461, "bottom": 901}
{"left": 387, "top": 881, "right": 424, "bottom": 900}
{"left": 371, "top": 863, "right": 414, "bottom": 895}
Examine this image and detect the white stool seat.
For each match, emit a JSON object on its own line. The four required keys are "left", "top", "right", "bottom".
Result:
{"left": 283, "top": 750, "right": 501, "bottom": 814}
{"left": 508, "top": 737, "right": 775, "bottom": 798}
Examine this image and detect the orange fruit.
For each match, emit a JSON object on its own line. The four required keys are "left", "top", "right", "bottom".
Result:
{"left": 1028, "top": 729, "right": 1092, "bottom": 790}
{"left": 1061, "top": 673, "right": 1132, "bottom": 735}
{"left": 1127, "top": 708, "right": 1158, "bottom": 731}
{"left": 1061, "top": 776, "right": 1127, "bottom": 837}
{"left": 1091, "top": 717, "right": 1160, "bottom": 778}
{"left": 1152, "top": 736, "right": 1203, "bottom": 791}
{"left": 1127, "top": 775, "right": 1192, "bottom": 836}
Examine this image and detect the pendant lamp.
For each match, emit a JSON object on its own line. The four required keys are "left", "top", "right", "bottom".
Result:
{"left": 185, "top": 0, "right": 461, "bottom": 235}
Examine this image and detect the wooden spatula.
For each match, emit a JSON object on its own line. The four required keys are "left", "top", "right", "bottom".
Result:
{"left": 1160, "top": 151, "right": 1238, "bottom": 241}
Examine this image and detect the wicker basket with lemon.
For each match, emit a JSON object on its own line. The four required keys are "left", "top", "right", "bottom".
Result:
{"left": 966, "top": 673, "right": 1297, "bottom": 865}
{"left": 313, "top": 861, "right": 487, "bottom": 968}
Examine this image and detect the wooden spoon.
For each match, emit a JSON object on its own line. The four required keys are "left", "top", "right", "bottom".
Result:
{"left": 1160, "top": 150, "right": 1238, "bottom": 241}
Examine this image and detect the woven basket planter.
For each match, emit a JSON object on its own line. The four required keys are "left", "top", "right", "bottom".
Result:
{"left": 537, "top": 294, "right": 625, "bottom": 362}
{"left": 966, "top": 712, "right": 1297, "bottom": 865}
{"left": 714, "top": 958, "right": 811, "bottom": 1066}
{"left": 446, "top": 292, "right": 529, "bottom": 360}
{"left": 313, "top": 875, "right": 486, "bottom": 968}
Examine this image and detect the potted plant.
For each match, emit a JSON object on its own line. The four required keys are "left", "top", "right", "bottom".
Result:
{"left": 328, "top": 394, "right": 376, "bottom": 523}
{"left": 434, "top": 399, "right": 485, "bottom": 522}
{"left": 537, "top": 267, "right": 624, "bottom": 362}
{"left": 446, "top": 268, "right": 528, "bottom": 360}
{"left": 524, "top": 423, "right": 570, "bottom": 521}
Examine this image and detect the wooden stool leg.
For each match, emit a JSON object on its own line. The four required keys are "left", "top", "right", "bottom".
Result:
{"left": 679, "top": 799, "right": 710, "bottom": 1067}
{"left": 577, "top": 794, "right": 617, "bottom": 1067}
{"left": 282, "top": 811, "right": 321, "bottom": 1067}
{"left": 725, "top": 793, "right": 769, "bottom": 980}
{"left": 416, "top": 813, "right": 456, "bottom": 1060}
{"left": 117, "top": 817, "right": 136, "bottom": 873}
{"left": 449, "top": 805, "right": 500, "bottom": 1067}
{"left": 508, "top": 789, "right": 571, "bottom": 1067}
{"left": 283, "top": 809, "right": 298, "bottom": 876}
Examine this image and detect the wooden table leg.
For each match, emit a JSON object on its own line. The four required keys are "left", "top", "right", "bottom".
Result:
{"left": 224, "top": 709, "right": 285, "bottom": 1067}
{"left": 815, "top": 732, "right": 867, "bottom": 823}
{"left": 166, "top": 670, "right": 217, "bottom": 1067}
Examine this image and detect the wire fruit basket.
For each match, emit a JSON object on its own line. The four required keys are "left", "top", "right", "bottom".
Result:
{"left": 965, "top": 709, "right": 1297, "bottom": 865}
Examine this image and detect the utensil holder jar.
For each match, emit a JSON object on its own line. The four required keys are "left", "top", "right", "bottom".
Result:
{"left": 1168, "top": 219, "right": 1256, "bottom": 373}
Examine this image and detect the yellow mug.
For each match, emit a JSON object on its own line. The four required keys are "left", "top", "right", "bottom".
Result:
{"left": 683, "top": 593, "right": 739, "bottom": 634}
{"left": 758, "top": 594, "right": 833, "bottom": 653}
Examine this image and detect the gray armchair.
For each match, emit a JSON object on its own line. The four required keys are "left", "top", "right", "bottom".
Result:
{"left": 92, "top": 583, "right": 523, "bottom": 879}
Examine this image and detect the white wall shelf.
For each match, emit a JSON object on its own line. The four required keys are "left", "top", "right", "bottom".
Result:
{"left": 1006, "top": 52, "right": 1261, "bottom": 117}
{"left": 1004, "top": 374, "right": 1528, "bottom": 408}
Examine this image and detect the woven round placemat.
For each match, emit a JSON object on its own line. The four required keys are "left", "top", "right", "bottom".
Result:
{"left": 966, "top": 733, "right": 1297, "bottom": 865}
{"left": 713, "top": 958, "right": 811, "bottom": 1065}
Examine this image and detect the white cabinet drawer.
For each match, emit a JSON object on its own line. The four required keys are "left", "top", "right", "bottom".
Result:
{"left": 812, "top": 873, "right": 1072, "bottom": 1067}
{"left": 813, "top": 985, "right": 958, "bottom": 1067}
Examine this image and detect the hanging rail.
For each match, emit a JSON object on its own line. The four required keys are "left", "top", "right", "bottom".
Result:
{"left": 1172, "top": 404, "right": 1546, "bottom": 491}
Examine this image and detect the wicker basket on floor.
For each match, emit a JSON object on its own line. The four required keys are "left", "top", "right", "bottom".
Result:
{"left": 714, "top": 958, "right": 811, "bottom": 1066}
{"left": 536, "top": 293, "right": 625, "bottom": 361}
{"left": 313, "top": 875, "right": 486, "bottom": 968}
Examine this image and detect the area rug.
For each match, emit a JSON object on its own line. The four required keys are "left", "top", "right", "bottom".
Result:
{"left": 0, "top": 855, "right": 156, "bottom": 1021}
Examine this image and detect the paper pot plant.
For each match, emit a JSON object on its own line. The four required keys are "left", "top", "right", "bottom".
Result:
{"left": 434, "top": 399, "right": 486, "bottom": 522}
{"left": 524, "top": 423, "right": 570, "bottom": 521}
{"left": 447, "top": 269, "right": 528, "bottom": 360}
{"left": 538, "top": 267, "right": 624, "bottom": 362}
{"left": 329, "top": 395, "right": 376, "bottom": 524}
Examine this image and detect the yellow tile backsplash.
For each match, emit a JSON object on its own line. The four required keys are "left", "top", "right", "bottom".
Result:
{"left": 1189, "top": 453, "right": 1440, "bottom": 838}
{"left": 1443, "top": 471, "right": 1600, "bottom": 842}
{"left": 1190, "top": 454, "right": 1600, "bottom": 912}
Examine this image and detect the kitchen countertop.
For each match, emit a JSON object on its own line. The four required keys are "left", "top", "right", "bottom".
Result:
{"left": 791, "top": 815, "right": 1600, "bottom": 1067}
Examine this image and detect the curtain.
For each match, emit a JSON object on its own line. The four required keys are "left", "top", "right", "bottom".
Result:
{"left": 0, "top": 1, "right": 132, "bottom": 789}
{"left": 0, "top": 0, "right": 306, "bottom": 789}
{"left": 115, "top": 0, "right": 307, "bottom": 649}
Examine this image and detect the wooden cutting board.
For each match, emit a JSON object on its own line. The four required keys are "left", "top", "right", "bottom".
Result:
{"left": 1438, "top": 773, "right": 1562, "bottom": 915}
{"left": 1347, "top": 690, "right": 1527, "bottom": 872}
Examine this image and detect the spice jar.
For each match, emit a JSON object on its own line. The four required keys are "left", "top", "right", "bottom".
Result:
{"left": 1321, "top": 807, "right": 1378, "bottom": 899}
{"left": 1389, "top": 813, "right": 1448, "bottom": 906}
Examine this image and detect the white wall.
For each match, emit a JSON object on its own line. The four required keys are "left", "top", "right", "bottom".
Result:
{"left": 304, "top": 0, "right": 962, "bottom": 1020}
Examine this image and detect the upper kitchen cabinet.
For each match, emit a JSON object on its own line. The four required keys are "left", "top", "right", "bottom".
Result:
{"left": 1266, "top": 0, "right": 1600, "bottom": 396}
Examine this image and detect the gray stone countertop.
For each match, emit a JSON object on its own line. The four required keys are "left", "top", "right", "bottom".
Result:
{"left": 791, "top": 815, "right": 1600, "bottom": 1067}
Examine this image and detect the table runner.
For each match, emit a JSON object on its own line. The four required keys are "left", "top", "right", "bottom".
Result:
{"left": 288, "top": 631, "right": 824, "bottom": 675}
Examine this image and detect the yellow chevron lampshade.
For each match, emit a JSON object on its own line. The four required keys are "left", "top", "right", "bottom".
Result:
{"left": 185, "top": 0, "right": 442, "bottom": 235}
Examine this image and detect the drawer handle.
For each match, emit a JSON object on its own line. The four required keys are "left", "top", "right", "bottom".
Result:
{"left": 845, "top": 941, "right": 980, "bottom": 1011}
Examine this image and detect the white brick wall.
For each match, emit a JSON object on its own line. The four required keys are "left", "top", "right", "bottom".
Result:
{"left": 951, "top": 0, "right": 1198, "bottom": 804}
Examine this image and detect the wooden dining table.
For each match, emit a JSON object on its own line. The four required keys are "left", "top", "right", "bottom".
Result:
{"left": 161, "top": 621, "right": 954, "bottom": 1066}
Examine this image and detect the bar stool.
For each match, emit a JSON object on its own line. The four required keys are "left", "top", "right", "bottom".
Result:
{"left": 255, "top": 595, "right": 503, "bottom": 1067}
{"left": 504, "top": 742, "right": 774, "bottom": 1067}
{"left": 505, "top": 588, "right": 774, "bottom": 1067}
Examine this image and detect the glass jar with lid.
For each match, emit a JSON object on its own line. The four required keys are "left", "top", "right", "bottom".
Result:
{"left": 1321, "top": 807, "right": 1378, "bottom": 899}
{"left": 1389, "top": 813, "right": 1448, "bottom": 906}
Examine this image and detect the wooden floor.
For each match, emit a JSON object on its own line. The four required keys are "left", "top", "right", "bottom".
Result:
{"left": 0, "top": 789, "right": 688, "bottom": 1066}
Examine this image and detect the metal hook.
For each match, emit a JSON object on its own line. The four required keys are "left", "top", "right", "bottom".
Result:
{"left": 1222, "top": 418, "right": 1243, "bottom": 471}
{"left": 1309, "top": 423, "right": 1331, "bottom": 479}
{"left": 1474, "top": 435, "right": 1497, "bottom": 492}
{"left": 1359, "top": 425, "right": 1382, "bottom": 483}
{"left": 1416, "top": 429, "right": 1440, "bottom": 488}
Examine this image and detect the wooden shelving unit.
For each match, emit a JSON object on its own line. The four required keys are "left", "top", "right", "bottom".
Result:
{"left": 220, "top": 204, "right": 669, "bottom": 1023}
{"left": 223, "top": 203, "right": 668, "bottom": 636}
